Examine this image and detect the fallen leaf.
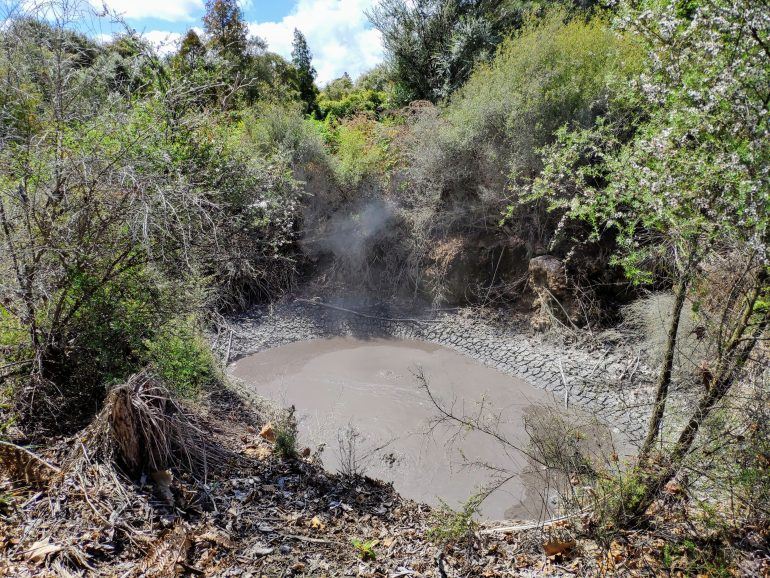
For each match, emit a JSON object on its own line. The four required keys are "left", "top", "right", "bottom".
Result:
{"left": 310, "top": 516, "right": 324, "bottom": 530}
{"left": 244, "top": 445, "right": 272, "bottom": 460}
{"left": 246, "top": 545, "right": 274, "bottom": 557}
{"left": 543, "top": 540, "right": 576, "bottom": 557}
{"left": 27, "top": 540, "right": 63, "bottom": 564}
{"left": 259, "top": 423, "right": 276, "bottom": 443}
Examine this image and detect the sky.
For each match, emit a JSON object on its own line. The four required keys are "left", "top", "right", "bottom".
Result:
{"left": 86, "top": 0, "right": 385, "bottom": 84}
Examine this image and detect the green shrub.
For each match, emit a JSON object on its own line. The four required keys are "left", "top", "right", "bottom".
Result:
{"left": 351, "top": 538, "right": 378, "bottom": 561}
{"left": 590, "top": 469, "right": 650, "bottom": 536}
{"left": 427, "top": 494, "right": 481, "bottom": 545}
{"left": 144, "top": 317, "right": 220, "bottom": 398}
{"left": 318, "top": 88, "right": 388, "bottom": 121}
{"left": 274, "top": 424, "right": 297, "bottom": 459}
{"left": 332, "top": 115, "right": 398, "bottom": 188}
{"left": 407, "top": 10, "right": 642, "bottom": 200}
{"left": 238, "top": 102, "right": 328, "bottom": 166}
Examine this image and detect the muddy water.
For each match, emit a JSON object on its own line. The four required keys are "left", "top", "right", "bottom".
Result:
{"left": 230, "top": 337, "right": 564, "bottom": 520}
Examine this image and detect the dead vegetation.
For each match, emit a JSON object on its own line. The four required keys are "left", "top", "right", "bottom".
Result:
{"left": 2, "top": 366, "right": 769, "bottom": 577}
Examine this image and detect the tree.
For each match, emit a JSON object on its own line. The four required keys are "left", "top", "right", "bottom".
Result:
{"left": 368, "top": 0, "right": 460, "bottom": 103}
{"left": 369, "top": 0, "right": 604, "bottom": 105}
{"left": 203, "top": 0, "right": 248, "bottom": 61}
{"left": 0, "top": 2, "right": 303, "bottom": 430}
{"left": 323, "top": 72, "right": 353, "bottom": 101}
{"left": 534, "top": 0, "right": 770, "bottom": 526}
{"left": 178, "top": 29, "right": 205, "bottom": 65}
{"left": 291, "top": 29, "right": 319, "bottom": 116}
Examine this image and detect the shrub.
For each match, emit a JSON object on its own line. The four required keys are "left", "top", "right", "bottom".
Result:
{"left": 407, "top": 10, "right": 642, "bottom": 202}
{"left": 318, "top": 88, "right": 388, "bottom": 121}
{"left": 332, "top": 115, "right": 397, "bottom": 188}
{"left": 143, "top": 317, "right": 220, "bottom": 398}
{"left": 427, "top": 495, "right": 481, "bottom": 546}
{"left": 238, "top": 102, "right": 328, "bottom": 166}
{"left": 274, "top": 423, "right": 297, "bottom": 459}
{"left": 351, "top": 538, "right": 378, "bottom": 561}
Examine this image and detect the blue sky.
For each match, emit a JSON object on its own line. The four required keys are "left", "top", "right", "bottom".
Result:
{"left": 88, "top": 0, "right": 384, "bottom": 84}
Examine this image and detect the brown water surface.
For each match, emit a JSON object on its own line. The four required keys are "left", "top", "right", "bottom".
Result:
{"left": 230, "top": 337, "right": 561, "bottom": 520}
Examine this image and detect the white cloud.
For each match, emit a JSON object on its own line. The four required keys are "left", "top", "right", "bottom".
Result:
{"left": 248, "top": 0, "right": 383, "bottom": 85}
{"left": 142, "top": 30, "right": 183, "bottom": 56}
{"left": 92, "top": 0, "right": 204, "bottom": 22}
{"left": 97, "top": 30, "right": 183, "bottom": 56}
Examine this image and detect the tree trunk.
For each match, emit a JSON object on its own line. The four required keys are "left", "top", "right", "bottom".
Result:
{"left": 621, "top": 270, "right": 768, "bottom": 525}
{"left": 638, "top": 273, "right": 689, "bottom": 462}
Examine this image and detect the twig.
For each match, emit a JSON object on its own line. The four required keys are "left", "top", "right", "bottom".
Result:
{"left": 296, "top": 298, "right": 431, "bottom": 325}
{"left": 284, "top": 533, "right": 340, "bottom": 545}
{"left": 0, "top": 358, "right": 33, "bottom": 372}
{"left": 0, "top": 440, "right": 62, "bottom": 476}
{"left": 558, "top": 358, "right": 569, "bottom": 409}
{"left": 479, "top": 510, "right": 589, "bottom": 534}
{"left": 224, "top": 329, "right": 233, "bottom": 364}
{"left": 435, "top": 552, "right": 448, "bottom": 578}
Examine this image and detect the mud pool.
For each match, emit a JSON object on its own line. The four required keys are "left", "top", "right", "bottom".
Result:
{"left": 230, "top": 337, "right": 589, "bottom": 520}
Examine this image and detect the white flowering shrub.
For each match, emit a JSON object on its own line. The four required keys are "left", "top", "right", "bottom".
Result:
{"left": 534, "top": 0, "right": 770, "bottom": 527}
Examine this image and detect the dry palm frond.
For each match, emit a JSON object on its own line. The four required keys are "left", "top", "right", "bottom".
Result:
{"left": 78, "top": 371, "right": 223, "bottom": 480}
{"left": 0, "top": 440, "right": 61, "bottom": 487}
{"left": 138, "top": 524, "right": 192, "bottom": 577}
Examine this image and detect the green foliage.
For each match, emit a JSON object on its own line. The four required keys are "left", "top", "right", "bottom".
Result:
{"left": 0, "top": 490, "right": 15, "bottom": 518}
{"left": 661, "top": 539, "right": 731, "bottom": 577}
{"left": 0, "top": 306, "right": 27, "bottom": 352}
{"left": 203, "top": 0, "right": 248, "bottom": 61}
{"left": 239, "top": 102, "right": 328, "bottom": 166}
{"left": 533, "top": 0, "right": 769, "bottom": 284}
{"left": 591, "top": 470, "right": 650, "bottom": 533}
{"left": 427, "top": 495, "right": 481, "bottom": 545}
{"left": 356, "top": 64, "right": 392, "bottom": 92}
{"left": 274, "top": 424, "right": 298, "bottom": 459}
{"left": 62, "top": 267, "right": 169, "bottom": 386}
{"left": 317, "top": 87, "right": 388, "bottom": 121}
{"left": 332, "top": 116, "right": 398, "bottom": 187}
{"left": 0, "top": 12, "right": 304, "bottom": 431}
{"left": 144, "top": 317, "right": 220, "bottom": 398}
{"left": 407, "top": 10, "right": 639, "bottom": 207}
{"left": 451, "top": 11, "right": 639, "bottom": 180}
{"left": 291, "top": 29, "right": 319, "bottom": 116}
{"left": 351, "top": 538, "right": 378, "bottom": 561}
{"left": 369, "top": 0, "right": 604, "bottom": 104}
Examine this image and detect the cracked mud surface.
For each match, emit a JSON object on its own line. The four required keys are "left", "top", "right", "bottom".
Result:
{"left": 223, "top": 300, "right": 655, "bottom": 447}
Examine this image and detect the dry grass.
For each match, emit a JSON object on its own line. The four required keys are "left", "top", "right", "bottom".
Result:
{"left": 621, "top": 292, "right": 710, "bottom": 383}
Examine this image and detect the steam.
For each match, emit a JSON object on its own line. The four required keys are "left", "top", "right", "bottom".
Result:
{"left": 303, "top": 198, "right": 395, "bottom": 267}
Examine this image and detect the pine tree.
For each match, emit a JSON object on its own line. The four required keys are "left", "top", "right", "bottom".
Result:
{"left": 178, "top": 29, "right": 205, "bottom": 66}
{"left": 291, "top": 29, "right": 319, "bottom": 115}
{"left": 203, "top": 0, "right": 248, "bottom": 61}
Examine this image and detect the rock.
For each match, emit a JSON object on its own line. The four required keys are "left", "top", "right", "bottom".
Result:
{"left": 528, "top": 255, "right": 574, "bottom": 329}
{"left": 528, "top": 255, "right": 568, "bottom": 298}
{"left": 259, "top": 423, "right": 276, "bottom": 443}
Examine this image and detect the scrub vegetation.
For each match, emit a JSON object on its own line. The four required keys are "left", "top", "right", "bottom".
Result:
{"left": 0, "top": 0, "right": 767, "bottom": 575}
